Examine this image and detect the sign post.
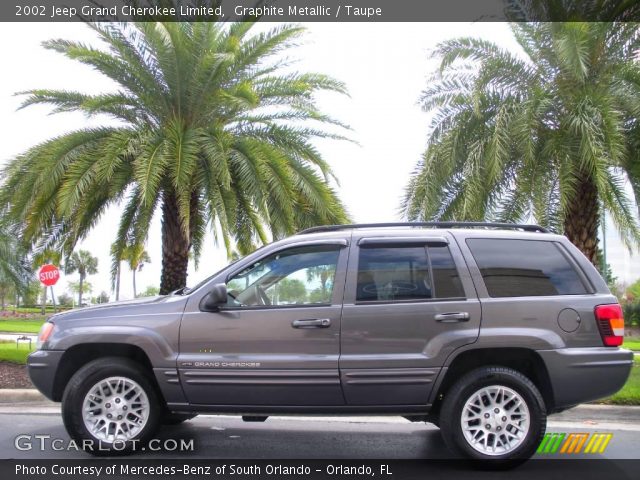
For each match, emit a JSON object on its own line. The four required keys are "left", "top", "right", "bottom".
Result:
{"left": 38, "top": 264, "right": 60, "bottom": 313}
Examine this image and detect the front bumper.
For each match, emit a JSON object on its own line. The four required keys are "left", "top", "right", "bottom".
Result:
{"left": 537, "top": 347, "right": 634, "bottom": 410}
{"left": 27, "top": 350, "right": 65, "bottom": 401}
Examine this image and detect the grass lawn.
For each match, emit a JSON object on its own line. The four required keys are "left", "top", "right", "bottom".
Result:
{"left": 0, "top": 342, "right": 35, "bottom": 364}
{"left": 622, "top": 338, "right": 640, "bottom": 352}
{"left": 600, "top": 357, "right": 640, "bottom": 405}
{"left": 0, "top": 318, "right": 45, "bottom": 334}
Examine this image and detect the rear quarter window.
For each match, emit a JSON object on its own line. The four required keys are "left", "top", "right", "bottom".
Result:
{"left": 466, "top": 238, "right": 588, "bottom": 297}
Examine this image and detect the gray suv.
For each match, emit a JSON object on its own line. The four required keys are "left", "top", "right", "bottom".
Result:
{"left": 28, "top": 222, "right": 633, "bottom": 463}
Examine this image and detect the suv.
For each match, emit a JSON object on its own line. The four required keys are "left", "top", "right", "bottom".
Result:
{"left": 28, "top": 222, "right": 633, "bottom": 463}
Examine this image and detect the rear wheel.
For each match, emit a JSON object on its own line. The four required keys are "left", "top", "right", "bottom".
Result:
{"left": 439, "top": 366, "right": 546, "bottom": 466}
{"left": 61, "top": 357, "right": 161, "bottom": 455}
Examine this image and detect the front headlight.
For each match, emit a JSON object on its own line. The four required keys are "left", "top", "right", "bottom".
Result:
{"left": 36, "top": 322, "right": 55, "bottom": 350}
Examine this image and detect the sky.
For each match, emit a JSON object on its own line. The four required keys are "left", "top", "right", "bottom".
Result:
{"left": 1, "top": 22, "right": 638, "bottom": 301}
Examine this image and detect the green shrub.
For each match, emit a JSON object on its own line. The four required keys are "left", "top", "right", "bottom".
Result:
{"left": 623, "top": 302, "right": 640, "bottom": 327}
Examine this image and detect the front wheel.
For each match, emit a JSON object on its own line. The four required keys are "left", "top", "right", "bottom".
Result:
{"left": 439, "top": 366, "right": 546, "bottom": 466}
{"left": 61, "top": 357, "right": 161, "bottom": 455}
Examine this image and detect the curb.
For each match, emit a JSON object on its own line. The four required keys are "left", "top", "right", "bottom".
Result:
{"left": 0, "top": 389, "right": 46, "bottom": 403}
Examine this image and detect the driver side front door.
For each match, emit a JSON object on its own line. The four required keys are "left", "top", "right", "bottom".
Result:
{"left": 178, "top": 241, "right": 348, "bottom": 407}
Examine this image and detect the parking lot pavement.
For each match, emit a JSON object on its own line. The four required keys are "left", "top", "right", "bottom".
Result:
{"left": 0, "top": 403, "right": 639, "bottom": 460}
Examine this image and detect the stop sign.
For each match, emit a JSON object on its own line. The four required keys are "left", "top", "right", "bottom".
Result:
{"left": 39, "top": 264, "right": 60, "bottom": 287}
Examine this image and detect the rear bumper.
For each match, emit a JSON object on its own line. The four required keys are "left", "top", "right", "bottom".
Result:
{"left": 27, "top": 350, "right": 65, "bottom": 401}
{"left": 537, "top": 347, "right": 633, "bottom": 410}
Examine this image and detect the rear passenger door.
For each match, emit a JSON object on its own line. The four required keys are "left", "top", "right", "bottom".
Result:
{"left": 339, "top": 234, "right": 482, "bottom": 406}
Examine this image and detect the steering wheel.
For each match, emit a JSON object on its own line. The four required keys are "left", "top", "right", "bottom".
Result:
{"left": 226, "top": 290, "right": 242, "bottom": 306}
{"left": 255, "top": 285, "right": 272, "bottom": 306}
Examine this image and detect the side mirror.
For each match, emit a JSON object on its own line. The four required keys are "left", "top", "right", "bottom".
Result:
{"left": 200, "top": 283, "right": 228, "bottom": 311}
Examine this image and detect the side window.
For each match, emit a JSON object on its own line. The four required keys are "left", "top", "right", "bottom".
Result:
{"left": 355, "top": 244, "right": 464, "bottom": 302}
{"left": 466, "top": 239, "right": 588, "bottom": 297}
{"left": 429, "top": 245, "right": 465, "bottom": 298}
{"left": 226, "top": 245, "right": 341, "bottom": 307}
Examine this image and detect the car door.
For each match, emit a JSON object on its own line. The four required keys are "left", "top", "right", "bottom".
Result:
{"left": 339, "top": 233, "right": 481, "bottom": 406}
{"left": 178, "top": 239, "right": 348, "bottom": 406}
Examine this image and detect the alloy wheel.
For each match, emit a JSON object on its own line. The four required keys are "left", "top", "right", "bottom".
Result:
{"left": 460, "top": 385, "right": 531, "bottom": 456}
{"left": 82, "top": 376, "right": 150, "bottom": 443}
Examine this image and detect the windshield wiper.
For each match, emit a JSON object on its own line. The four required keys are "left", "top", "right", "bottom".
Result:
{"left": 170, "top": 287, "right": 190, "bottom": 296}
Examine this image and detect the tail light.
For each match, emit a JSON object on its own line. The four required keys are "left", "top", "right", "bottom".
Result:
{"left": 594, "top": 304, "right": 624, "bottom": 347}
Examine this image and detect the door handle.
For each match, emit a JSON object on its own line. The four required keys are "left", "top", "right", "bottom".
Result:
{"left": 434, "top": 312, "right": 470, "bottom": 323}
{"left": 292, "top": 318, "right": 331, "bottom": 328}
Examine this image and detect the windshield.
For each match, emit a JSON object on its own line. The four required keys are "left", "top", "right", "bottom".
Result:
{"left": 177, "top": 244, "right": 270, "bottom": 295}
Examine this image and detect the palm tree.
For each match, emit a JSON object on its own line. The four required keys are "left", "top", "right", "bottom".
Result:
{"left": 0, "top": 21, "right": 350, "bottom": 294}
{"left": 403, "top": 22, "right": 640, "bottom": 265}
{"left": 306, "top": 265, "right": 334, "bottom": 294}
{"left": 123, "top": 244, "right": 151, "bottom": 298}
{"left": 0, "top": 226, "right": 29, "bottom": 309}
{"left": 110, "top": 242, "right": 122, "bottom": 302}
{"left": 111, "top": 242, "right": 152, "bottom": 298}
{"left": 65, "top": 250, "right": 98, "bottom": 306}
{"left": 67, "top": 280, "right": 94, "bottom": 305}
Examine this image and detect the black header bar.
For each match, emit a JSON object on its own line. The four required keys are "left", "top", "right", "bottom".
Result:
{"left": 5, "top": 0, "right": 640, "bottom": 22}
{"left": 4, "top": 459, "right": 640, "bottom": 480}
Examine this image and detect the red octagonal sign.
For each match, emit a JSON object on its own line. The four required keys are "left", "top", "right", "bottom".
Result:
{"left": 39, "top": 264, "right": 60, "bottom": 287}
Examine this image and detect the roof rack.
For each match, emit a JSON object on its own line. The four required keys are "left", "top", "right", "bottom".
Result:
{"left": 298, "top": 222, "right": 549, "bottom": 235}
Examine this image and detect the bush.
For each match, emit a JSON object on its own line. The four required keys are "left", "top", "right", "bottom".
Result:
{"left": 56, "top": 293, "right": 73, "bottom": 307}
{"left": 1, "top": 304, "right": 72, "bottom": 320}
{"left": 9, "top": 306, "right": 71, "bottom": 315}
{"left": 139, "top": 285, "right": 160, "bottom": 297}
{"left": 623, "top": 302, "right": 640, "bottom": 327}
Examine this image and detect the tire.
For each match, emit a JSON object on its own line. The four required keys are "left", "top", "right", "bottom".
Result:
{"left": 61, "top": 357, "right": 162, "bottom": 456}
{"left": 439, "top": 366, "right": 546, "bottom": 467}
{"left": 162, "top": 412, "right": 197, "bottom": 425}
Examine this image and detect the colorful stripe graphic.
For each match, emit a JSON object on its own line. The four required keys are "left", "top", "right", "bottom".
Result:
{"left": 537, "top": 432, "right": 612, "bottom": 454}
{"left": 537, "top": 432, "right": 566, "bottom": 453}
{"left": 584, "top": 433, "right": 613, "bottom": 454}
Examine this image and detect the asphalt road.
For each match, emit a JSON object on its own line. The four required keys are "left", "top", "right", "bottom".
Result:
{"left": 1, "top": 404, "right": 639, "bottom": 460}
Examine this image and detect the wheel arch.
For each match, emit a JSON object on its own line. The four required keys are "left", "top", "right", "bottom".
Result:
{"left": 430, "top": 348, "right": 555, "bottom": 416}
{"left": 52, "top": 343, "right": 159, "bottom": 402}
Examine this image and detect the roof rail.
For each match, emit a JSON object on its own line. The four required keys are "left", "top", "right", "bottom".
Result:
{"left": 298, "top": 222, "right": 549, "bottom": 235}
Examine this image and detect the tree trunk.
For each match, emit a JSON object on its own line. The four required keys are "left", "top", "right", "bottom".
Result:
{"left": 160, "top": 190, "right": 191, "bottom": 295}
{"left": 78, "top": 275, "right": 84, "bottom": 307}
{"left": 50, "top": 286, "right": 57, "bottom": 313}
{"left": 115, "top": 265, "right": 121, "bottom": 301}
{"left": 133, "top": 269, "right": 137, "bottom": 298}
{"left": 563, "top": 173, "right": 599, "bottom": 266}
{"left": 41, "top": 285, "right": 47, "bottom": 315}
